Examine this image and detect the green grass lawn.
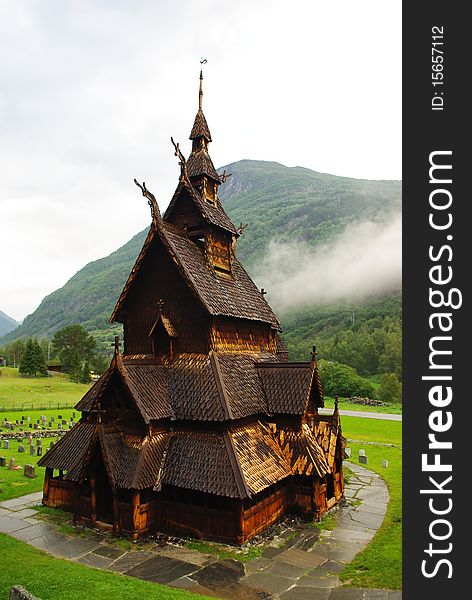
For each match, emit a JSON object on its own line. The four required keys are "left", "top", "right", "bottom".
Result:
{"left": 341, "top": 416, "right": 402, "bottom": 447}
{"left": 0, "top": 367, "right": 91, "bottom": 411}
{"left": 0, "top": 435, "right": 55, "bottom": 501}
{"left": 0, "top": 534, "right": 212, "bottom": 600}
{"left": 339, "top": 415, "right": 402, "bottom": 590}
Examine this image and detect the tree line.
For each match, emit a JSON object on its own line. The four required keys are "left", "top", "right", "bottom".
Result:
{"left": 0, "top": 325, "right": 110, "bottom": 381}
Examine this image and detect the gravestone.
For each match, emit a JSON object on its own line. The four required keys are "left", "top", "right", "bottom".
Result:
{"left": 58, "top": 415, "right": 62, "bottom": 419}
{"left": 22, "top": 416, "right": 26, "bottom": 421}
{"left": 345, "top": 447, "right": 352, "bottom": 458}
{"left": 36, "top": 438, "right": 42, "bottom": 446}
{"left": 3, "top": 439, "right": 10, "bottom": 450}
{"left": 49, "top": 441, "right": 55, "bottom": 448}
{"left": 27, "top": 417, "right": 30, "bottom": 422}
{"left": 58, "top": 423, "right": 62, "bottom": 430}
{"left": 28, "top": 424, "right": 32, "bottom": 429}
{"left": 29, "top": 445, "right": 35, "bottom": 455}
{"left": 27, "top": 435, "right": 33, "bottom": 445}
{"left": 50, "top": 416, "right": 55, "bottom": 422}
{"left": 72, "top": 412, "right": 75, "bottom": 419}
{"left": 62, "top": 419, "right": 67, "bottom": 425}
{"left": 18, "top": 445, "right": 25, "bottom": 453}
{"left": 8, "top": 458, "right": 15, "bottom": 470}
{"left": 23, "top": 464, "right": 36, "bottom": 478}
{"left": 33, "top": 423, "right": 38, "bottom": 430}
{"left": 0, "top": 456, "right": 6, "bottom": 467}
{"left": 36, "top": 446, "right": 42, "bottom": 456}
{"left": 359, "top": 455, "right": 368, "bottom": 465}
{"left": 358, "top": 449, "right": 366, "bottom": 457}
{"left": 381, "top": 460, "right": 389, "bottom": 468}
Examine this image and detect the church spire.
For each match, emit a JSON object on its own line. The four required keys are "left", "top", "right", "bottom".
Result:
{"left": 187, "top": 62, "right": 220, "bottom": 192}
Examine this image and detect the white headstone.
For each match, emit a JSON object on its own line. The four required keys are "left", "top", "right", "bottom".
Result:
{"left": 345, "top": 447, "right": 352, "bottom": 458}
{"left": 358, "top": 449, "right": 366, "bottom": 457}
{"left": 381, "top": 460, "right": 389, "bottom": 468}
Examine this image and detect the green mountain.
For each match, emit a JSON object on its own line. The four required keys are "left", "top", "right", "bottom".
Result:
{"left": 0, "top": 311, "right": 18, "bottom": 337}
{"left": 1, "top": 160, "right": 401, "bottom": 365}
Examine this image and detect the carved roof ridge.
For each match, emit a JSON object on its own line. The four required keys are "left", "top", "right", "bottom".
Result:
{"left": 209, "top": 351, "right": 233, "bottom": 420}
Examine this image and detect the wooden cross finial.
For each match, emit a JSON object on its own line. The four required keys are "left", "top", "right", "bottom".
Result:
{"left": 334, "top": 395, "right": 339, "bottom": 411}
{"left": 219, "top": 169, "right": 232, "bottom": 184}
{"left": 237, "top": 222, "right": 248, "bottom": 235}
{"left": 111, "top": 336, "right": 121, "bottom": 356}
{"left": 311, "top": 345, "right": 317, "bottom": 361}
{"left": 261, "top": 288, "right": 267, "bottom": 297}
{"left": 90, "top": 402, "right": 106, "bottom": 424}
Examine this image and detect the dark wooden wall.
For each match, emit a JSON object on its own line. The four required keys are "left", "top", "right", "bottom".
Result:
{"left": 123, "top": 236, "right": 209, "bottom": 356}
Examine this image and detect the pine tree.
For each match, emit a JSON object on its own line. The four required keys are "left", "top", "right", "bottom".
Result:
{"left": 19, "top": 338, "right": 47, "bottom": 376}
{"left": 19, "top": 339, "right": 35, "bottom": 376}
{"left": 32, "top": 339, "right": 48, "bottom": 376}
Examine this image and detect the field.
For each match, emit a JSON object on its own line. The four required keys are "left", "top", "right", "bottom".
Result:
{"left": 0, "top": 367, "right": 91, "bottom": 411}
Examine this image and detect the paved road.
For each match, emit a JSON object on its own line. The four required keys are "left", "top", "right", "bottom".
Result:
{"left": 319, "top": 408, "right": 402, "bottom": 421}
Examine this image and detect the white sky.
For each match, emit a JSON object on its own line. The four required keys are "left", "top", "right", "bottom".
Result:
{"left": 0, "top": 0, "right": 401, "bottom": 323}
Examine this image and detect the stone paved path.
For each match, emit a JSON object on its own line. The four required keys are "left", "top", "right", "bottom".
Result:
{"left": 0, "top": 462, "right": 401, "bottom": 599}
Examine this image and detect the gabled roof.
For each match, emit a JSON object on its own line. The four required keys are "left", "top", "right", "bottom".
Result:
{"left": 149, "top": 313, "right": 178, "bottom": 338}
{"left": 76, "top": 355, "right": 173, "bottom": 423}
{"left": 257, "top": 361, "right": 322, "bottom": 414}
{"left": 99, "top": 428, "right": 169, "bottom": 490}
{"left": 164, "top": 177, "right": 238, "bottom": 235}
{"left": 110, "top": 217, "right": 279, "bottom": 328}
{"left": 40, "top": 422, "right": 170, "bottom": 490}
{"left": 276, "top": 424, "right": 331, "bottom": 478}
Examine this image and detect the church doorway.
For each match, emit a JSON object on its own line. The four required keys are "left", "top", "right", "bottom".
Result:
{"left": 94, "top": 454, "right": 114, "bottom": 525}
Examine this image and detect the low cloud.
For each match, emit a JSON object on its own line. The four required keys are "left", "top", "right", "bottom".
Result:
{"left": 254, "top": 212, "right": 402, "bottom": 312}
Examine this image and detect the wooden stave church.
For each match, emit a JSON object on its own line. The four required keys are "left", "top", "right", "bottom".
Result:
{"left": 39, "top": 70, "right": 346, "bottom": 545}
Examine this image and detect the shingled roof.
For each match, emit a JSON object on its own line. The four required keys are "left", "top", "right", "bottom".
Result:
{"left": 100, "top": 428, "right": 169, "bottom": 490}
{"left": 75, "top": 353, "right": 321, "bottom": 424}
{"left": 187, "top": 148, "right": 220, "bottom": 181}
{"left": 160, "top": 423, "right": 292, "bottom": 499}
{"left": 76, "top": 355, "right": 173, "bottom": 423}
{"left": 276, "top": 424, "right": 331, "bottom": 478}
{"left": 257, "top": 362, "right": 319, "bottom": 414}
{"left": 190, "top": 108, "right": 212, "bottom": 142}
{"left": 38, "top": 422, "right": 97, "bottom": 478}
{"left": 111, "top": 218, "right": 279, "bottom": 328}
{"left": 164, "top": 178, "right": 238, "bottom": 235}
{"left": 162, "top": 224, "right": 279, "bottom": 327}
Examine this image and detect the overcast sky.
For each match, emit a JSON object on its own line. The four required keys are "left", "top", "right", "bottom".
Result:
{"left": 0, "top": 1, "right": 401, "bottom": 323}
